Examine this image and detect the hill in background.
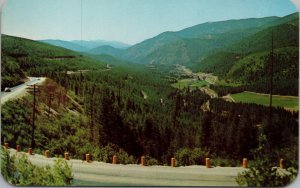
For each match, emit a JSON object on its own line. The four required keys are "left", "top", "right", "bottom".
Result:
{"left": 1, "top": 35, "right": 105, "bottom": 90}
{"left": 40, "top": 39, "right": 131, "bottom": 53}
{"left": 119, "top": 13, "right": 298, "bottom": 67}
{"left": 38, "top": 12, "right": 298, "bottom": 74}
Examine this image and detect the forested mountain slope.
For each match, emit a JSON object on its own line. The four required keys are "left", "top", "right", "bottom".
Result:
{"left": 192, "top": 15, "right": 299, "bottom": 96}
{"left": 88, "top": 45, "right": 123, "bottom": 56}
{"left": 1, "top": 35, "right": 105, "bottom": 90}
{"left": 40, "top": 39, "right": 90, "bottom": 52}
{"left": 120, "top": 13, "right": 298, "bottom": 67}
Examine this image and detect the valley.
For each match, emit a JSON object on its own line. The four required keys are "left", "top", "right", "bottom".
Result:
{"left": 1, "top": 10, "right": 299, "bottom": 187}
{"left": 170, "top": 65, "right": 217, "bottom": 90}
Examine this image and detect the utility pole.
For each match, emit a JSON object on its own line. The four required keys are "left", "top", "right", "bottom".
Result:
{"left": 27, "top": 83, "right": 40, "bottom": 149}
{"left": 269, "top": 32, "right": 274, "bottom": 126}
{"left": 117, "top": 80, "right": 121, "bottom": 106}
{"left": 48, "top": 94, "right": 53, "bottom": 118}
{"left": 32, "top": 84, "right": 36, "bottom": 149}
{"left": 89, "top": 85, "right": 96, "bottom": 142}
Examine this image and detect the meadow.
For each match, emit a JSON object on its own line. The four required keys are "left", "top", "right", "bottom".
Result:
{"left": 231, "top": 91, "right": 298, "bottom": 110}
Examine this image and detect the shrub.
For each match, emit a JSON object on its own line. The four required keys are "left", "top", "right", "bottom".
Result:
{"left": 192, "top": 148, "right": 209, "bottom": 165}
{"left": 97, "top": 143, "right": 136, "bottom": 164}
{"left": 117, "top": 149, "right": 136, "bottom": 164}
{"left": 236, "top": 161, "right": 298, "bottom": 186}
{"left": 1, "top": 149, "right": 74, "bottom": 186}
{"left": 97, "top": 143, "right": 118, "bottom": 163}
{"left": 236, "top": 134, "right": 298, "bottom": 186}
{"left": 144, "top": 155, "right": 160, "bottom": 166}
{"left": 212, "top": 157, "right": 240, "bottom": 167}
{"left": 175, "top": 148, "right": 208, "bottom": 166}
{"left": 52, "top": 158, "right": 73, "bottom": 185}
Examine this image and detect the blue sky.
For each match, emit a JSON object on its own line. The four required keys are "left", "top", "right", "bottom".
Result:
{"left": 2, "top": 0, "right": 298, "bottom": 45}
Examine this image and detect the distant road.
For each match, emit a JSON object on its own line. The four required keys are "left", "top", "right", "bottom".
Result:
{"left": 1, "top": 77, "right": 46, "bottom": 105}
{"left": 8, "top": 149, "right": 244, "bottom": 186}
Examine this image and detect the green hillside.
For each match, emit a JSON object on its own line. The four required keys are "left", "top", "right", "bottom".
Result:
{"left": 120, "top": 13, "right": 298, "bottom": 67}
{"left": 227, "top": 22, "right": 299, "bottom": 55}
{"left": 208, "top": 46, "right": 298, "bottom": 96}
{"left": 228, "top": 47, "right": 298, "bottom": 81}
{"left": 1, "top": 35, "right": 105, "bottom": 90}
{"left": 121, "top": 32, "right": 183, "bottom": 63}
{"left": 191, "top": 52, "right": 240, "bottom": 76}
{"left": 87, "top": 54, "right": 145, "bottom": 69}
{"left": 192, "top": 13, "right": 298, "bottom": 96}
{"left": 2, "top": 35, "right": 78, "bottom": 58}
{"left": 229, "top": 47, "right": 298, "bottom": 95}
{"left": 193, "top": 13, "right": 298, "bottom": 70}
{"left": 176, "top": 16, "right": 278, "bottom": 38}
{"left": 40, "top": 39, "right": 90, "bottom": 52}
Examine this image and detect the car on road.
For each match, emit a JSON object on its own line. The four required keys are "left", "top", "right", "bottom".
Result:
{"left": 4, "top": 87, "right": 11, "bottom": 92}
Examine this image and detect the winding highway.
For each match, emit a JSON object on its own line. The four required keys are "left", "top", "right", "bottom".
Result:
{"left": 1, "top": 77, "right": 45, "bottom": 105}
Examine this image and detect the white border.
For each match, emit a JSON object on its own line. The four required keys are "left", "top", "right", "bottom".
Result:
{"left": 0, "top": 1, "right": 299, "bottom": 188}
{"left": 0, "top": 1, "right": 12, "bottom": 188}
{"left": 290, "top": 0, "right": 300, "bottom": 188}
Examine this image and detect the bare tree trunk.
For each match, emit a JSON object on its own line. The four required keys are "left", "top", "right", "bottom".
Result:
{"left": 48, "top": 94, "right": 53, "bottom": 118}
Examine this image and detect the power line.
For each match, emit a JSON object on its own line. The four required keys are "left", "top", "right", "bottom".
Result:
{"left": 269, "top": 31, "right": 274, "bottom": 125}
{"left": 81, "top": 0, "right": 83, "bottom": 46}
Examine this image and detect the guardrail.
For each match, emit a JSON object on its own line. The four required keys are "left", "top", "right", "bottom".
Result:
{"left": 2, "top": 142, "right": 286, "bottom": 169}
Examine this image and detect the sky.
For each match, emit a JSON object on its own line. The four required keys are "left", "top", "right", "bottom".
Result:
{"left": 1, "top": 0, "right": 298, "bottom": 45}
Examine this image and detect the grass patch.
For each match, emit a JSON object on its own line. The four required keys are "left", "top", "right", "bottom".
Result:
{"left": 190, "top": 80, "right": 209, "bottom": 88}
{"left": 215, "top": 79, "right": 242, "bottom": 87}
{"left": 231, "top": 91, "right": 298, "bottom": 110}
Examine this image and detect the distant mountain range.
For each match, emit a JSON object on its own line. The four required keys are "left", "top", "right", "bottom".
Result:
{"left": 2, "top": 12, "right": 298, "bottom": 95}
{"left": 72, "top": 40, "right": 131, "bottom": 49}
{"left": 39, "top": 40, "right": 89, "bottom": 52}
{"left": 39, "top": 12, "right": 298, "bottom": 69}
{"left": 119, "top": 12, "right": 298, "bottom": 66}
{"left": 40, "top": 39, "right": 131, "bottom": 52}
{"left": 88, "top": 45, "right": 123, "bottom": 56}
{"left": 39, "top": 12, "right": 298, "bottom": 76}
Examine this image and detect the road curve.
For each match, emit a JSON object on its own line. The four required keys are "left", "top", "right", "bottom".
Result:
{"left": 8, "top": 149, "right": 244, "bottom": 186}
{"left": 1, "top": 77, "right": 46, "bottom": 105}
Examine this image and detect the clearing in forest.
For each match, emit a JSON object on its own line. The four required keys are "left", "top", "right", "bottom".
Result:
{"left": 230, "top": 91, "right": 298, "bottom": 111}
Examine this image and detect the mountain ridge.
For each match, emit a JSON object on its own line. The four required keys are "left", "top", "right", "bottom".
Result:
{"left": 88, "top": 45, "right": 123, "bottom": 56}
{"left": 119, "top": 12, "right": 298, "bottom": 66}
{"left": 40, "top": 39, "right": 131, "bottom": 53}
{"left": 34, "top": 12, "right": 298, "bottom": 70}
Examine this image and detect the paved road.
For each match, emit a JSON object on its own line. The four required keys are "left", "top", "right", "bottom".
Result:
{"left": 8, "top": 149, "right": 244, "bottom": 186}
{"left": 1, "top": 77, "right": 45, "bottom": 105}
